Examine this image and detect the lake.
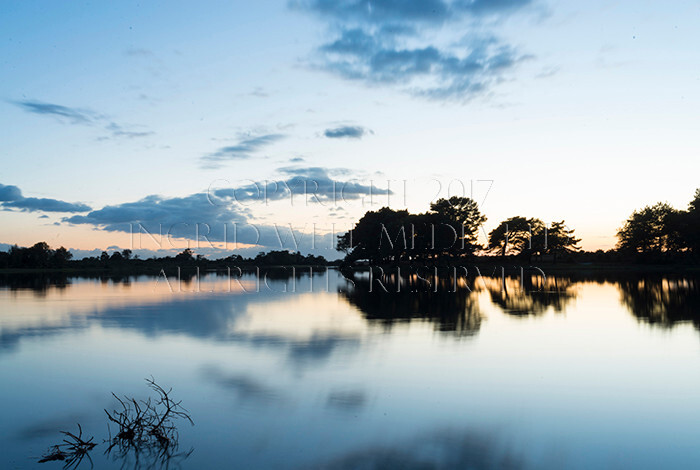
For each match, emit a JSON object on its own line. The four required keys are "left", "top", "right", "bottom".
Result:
{"left": 1, "top": 268, "right": 700, "bottom": 469}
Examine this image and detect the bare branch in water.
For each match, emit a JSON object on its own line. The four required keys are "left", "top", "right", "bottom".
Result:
{"left": 39, "top": 378, "right": 193, "bottom": 468}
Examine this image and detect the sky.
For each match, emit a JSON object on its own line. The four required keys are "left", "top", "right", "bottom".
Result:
{"left": 1, "top": 0, "right": 699, "bottom": 258}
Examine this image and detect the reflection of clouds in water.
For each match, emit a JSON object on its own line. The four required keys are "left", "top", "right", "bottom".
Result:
{"left": 15, "top": 412, "right": 91, "bottom": 441}
{"left": 201, "top": 365, "right": 284, "bottom": 404}
{"left": 0, "top": 275, "right": 362, "bottom": 366}
{"left": 288, "top": 333, "right": 360, "bottom": 365}
{"left": 0, "top": 323, "right": 83, "bottom": 353}
{"left": 306, "top": 428, "right": 525, "bottom": 470}
{"left": 326, "top": 389, "right": 367, "bottom": 412}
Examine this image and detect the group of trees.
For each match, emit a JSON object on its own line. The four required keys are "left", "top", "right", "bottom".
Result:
{"left": 0, "top": 244, "right": 331, "bottom": 271}
{"left": 0, "top": 242, "right": 73, "bottom": 269}
{"left": 337, "top": 196, "right": 488, "bottom": 265}
{"left": 3, "top": 189, "right": 698, "bottom": 271}
{"left": 337, "top": 196, "right": 581, "bottom": 265}
{"left": 487, "top": 217, "right": 580, "bottom": 258}
{"left": 337, "top": 188, "right": 700, "bottom": 266}
{"left": 616, "top": 189, "right": 700, "bottom": 258}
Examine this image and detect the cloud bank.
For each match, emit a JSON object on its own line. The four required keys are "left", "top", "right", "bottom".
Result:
{"left": 0, "top": 183, "right": 91, "bottom": 213}
{"left": 57, "top": 167, "right": 389, "bottom": 253}
{"left": 295, "top": 0, "right": 535, "bottom": 100}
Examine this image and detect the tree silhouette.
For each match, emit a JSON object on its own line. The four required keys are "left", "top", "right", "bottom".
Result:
{"left": 530, "top": 220, "right": 581, "bottom": 260}
{"left": 337, "top": 199, "right": 487, "bottom": 265}
{"left": 616, "top": 202, "right": 680, "bottom": 254}
{"left": 488, "top": 217, "right": 545, "bottom": 257}
{"left": 429, "top": 196, "right": 487, "bottom": 256}
{"left": 51, "top": 246, "right": 73, "bottom": 268}
{"left": 174, "top": 248, "right": 195, "bottom": 263}
{"left": 682, "top": 189, "right": 700, "bottom": 255}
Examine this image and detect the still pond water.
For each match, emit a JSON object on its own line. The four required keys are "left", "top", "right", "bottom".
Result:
{"left": 1, "top": 269, "right": 700, "bottom": 469}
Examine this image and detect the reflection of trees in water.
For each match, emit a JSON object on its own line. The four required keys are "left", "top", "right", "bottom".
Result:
{"left": 0, "top": 272, "right": 210, "bottom": 296}
{"left": 618, "top": 277, "right": 700, "bottom": 328}
{"left": 482, "top": 275, "right": 578, "bottom": 316}
{"left": 0, "top": 273, "right": 70, "bottom": 295}
{"left": 341, "top": 270, "right": 482, "bottom": 337}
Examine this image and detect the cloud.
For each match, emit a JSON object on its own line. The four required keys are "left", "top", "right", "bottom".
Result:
{"left": 295, "top": 0, "right": 535, "bottom": 100}
{"left": 0, "top": 183, "right": 91, "bottom": 213}
{"left": 324, "top": 125, "right": 372, "bottom": 139}
{"left": 13, "top": 100, "right": 96, "bottom": 124}
{"left": 104, "top": 122, "right": 155, "bottom": 139}
{"left": 0, "top": 184, "right": 23, "bottom": 201}
{"left": 200, "top": 133, "right": 285, "bottom": 169}
{"left": 125, "top": 47, "right": 154, "bottom": 57}
{"left": 40, "top": 168, "right": 388, "bottom": 251}
{"left": 210, "top": 166, "right": 391, "bottom": 204}
{"left": 12, "top": 99, "right": 154, "bottom": 140}
{"left": 295, "top": 0, "right": 532, "bottom": 23}
{"left": 64, "top": 192, "right": 249, "bottom": 243}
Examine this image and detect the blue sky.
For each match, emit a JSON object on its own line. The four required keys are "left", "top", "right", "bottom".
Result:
{"left": 1, "top": 0, "right": 699, "bottom": 257}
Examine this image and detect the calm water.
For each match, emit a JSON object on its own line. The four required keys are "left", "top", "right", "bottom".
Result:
{"left": 1, "top": 269, "right": 700, "bottom": 469}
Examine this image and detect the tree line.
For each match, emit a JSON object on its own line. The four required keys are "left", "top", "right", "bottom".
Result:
{"left": 616, "top": 189, "right": 700, "bottom": 259}
{"left": 1, "top": 189, "right": 698, "bottom": 270}
{"left": 337, "top": 196, "right": 581, "bottom": 265}
{"left": 0, "top": 244, "right": 332, "bottom": 270}
{"left": 337, "top": 189, "right": 700, "bottom": 265}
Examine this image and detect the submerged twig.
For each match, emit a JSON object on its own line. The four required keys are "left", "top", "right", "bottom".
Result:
{"left": 39, "top": 378, "right": 193, "bottom": 469}
{"left": 38, "top": 423, "right": 96, "bottom": 469}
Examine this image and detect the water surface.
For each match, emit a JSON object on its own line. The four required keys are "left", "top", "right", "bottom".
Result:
{"left": 1, "top": 269, "right": 699, "bottom": 469}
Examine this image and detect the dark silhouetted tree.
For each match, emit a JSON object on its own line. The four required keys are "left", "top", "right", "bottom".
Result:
{"left": 429, "top": 196, "right": 487, "bottom": 256}
{"left": 682, "top": 188, "right": 700, "bottom": 255}
{"left": 530, "top": 220, "right": 581, "bottom": 259}
{"left": 488, "top": 217, "right": 545, "bottom": 257}
{"left": 175, "top": 249, "right": 195, "bottom": 263}
{"left": 51, "top": 246, "right": 73, "bottom": 268}
{"left": 616, "top": 202, "right": 679, "bottom": 254}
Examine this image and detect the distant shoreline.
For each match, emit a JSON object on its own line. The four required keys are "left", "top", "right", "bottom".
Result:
{"left": 1, "top": 262, "right": 699, "bottom": 276}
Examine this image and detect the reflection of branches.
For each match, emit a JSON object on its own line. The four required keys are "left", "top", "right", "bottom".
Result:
{"left": 38, "top": 424, "right": 96, "bottom": 469}
{"left": 341, "top": 270, "right": 482, "bottom": 337}
{"left": 618, "top": 277, "right": 700, "bottom": 328}
{"left": 104, "top": 377, "right": 194, "bottom": 469}
{"left": 484, "top": 276, "right": 577, "bottom": 316}
{"left": 38, "top": 378, "right": 193, "bottom": 469}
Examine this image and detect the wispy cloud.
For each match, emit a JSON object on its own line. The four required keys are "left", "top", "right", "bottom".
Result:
{"left": 295, "top": 0, "right": 536, "bottom": 100}
{"left": 14, "top": 101, "right": 97, "bottom": 124}
{"left": 200, "top": 133, "right": 286, "bottom": 169}
{"left": 0, "top": 183, "right": 91, "bottom": 213}
{"left": 124, "top": 47, "right": 154, "bottom": 57}
{"left": 12, "top": 99, "right": 154, "bottom": 140}
{"left": 104, "top": 122, "right": 155, "bottom": 139}
{"left": 324, "top": 125, "right": 372, "bottom": 139}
